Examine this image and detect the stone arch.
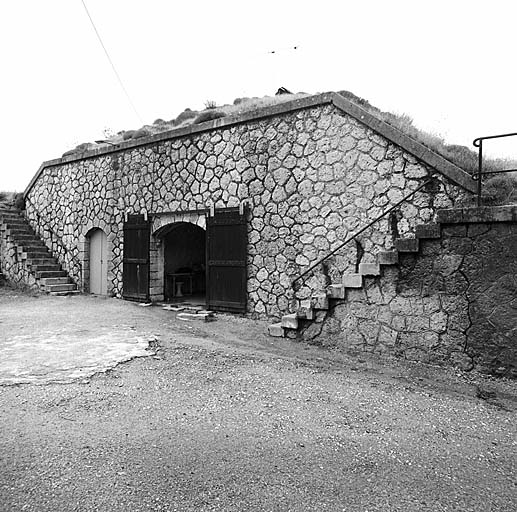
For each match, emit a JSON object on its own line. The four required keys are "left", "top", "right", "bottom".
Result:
{"left": 149, "top": 215, "right": 207, "bottom": 303}
{"left": 152, "top": 211, "right": 206, "bottom": 236}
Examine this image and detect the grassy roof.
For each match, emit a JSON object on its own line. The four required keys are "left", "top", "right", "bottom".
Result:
{"left": 65, "top": 88, "right": 516, "bottom": 180}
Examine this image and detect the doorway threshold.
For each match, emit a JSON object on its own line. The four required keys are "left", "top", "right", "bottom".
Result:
{"left": 163, "top": 294, "right": 206, "bottom": 307}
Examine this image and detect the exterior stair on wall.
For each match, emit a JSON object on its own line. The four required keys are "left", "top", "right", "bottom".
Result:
{"left": 0, "top": 206, "right": 79, "bottom": 295}
{"left": 268, "top": 222, "right": 442, "bottom": 337}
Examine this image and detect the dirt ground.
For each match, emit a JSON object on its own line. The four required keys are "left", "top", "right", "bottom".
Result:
{"left": 0, "top": 288, "right": 516, "bottom": 511}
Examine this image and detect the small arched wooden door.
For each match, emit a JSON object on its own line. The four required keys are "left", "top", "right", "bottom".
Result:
{"left": 89, "top": 228, "right": 108, "bottom": 295}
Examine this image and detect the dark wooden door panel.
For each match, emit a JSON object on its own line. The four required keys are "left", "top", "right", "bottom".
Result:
{"left": 206, "top": 207, "right": 247, "bottom": 313}
{"left": 123, "top": 214, "right": 150, "bottom": 301}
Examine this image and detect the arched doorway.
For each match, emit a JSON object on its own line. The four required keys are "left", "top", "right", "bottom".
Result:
{"left": 89, "top": 228, "right": 108, "bottom": 295}
{"left": 162, "top": 222, "right": 206, "bottom": 303}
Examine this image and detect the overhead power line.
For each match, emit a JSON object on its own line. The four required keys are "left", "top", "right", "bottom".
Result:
{"left": 80, "top": 0, "right": 143, "bottom": 124}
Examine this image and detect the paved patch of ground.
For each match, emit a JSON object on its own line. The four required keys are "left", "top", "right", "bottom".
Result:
{"left": 0, "top": 287, "right": 516, "bottom": 511}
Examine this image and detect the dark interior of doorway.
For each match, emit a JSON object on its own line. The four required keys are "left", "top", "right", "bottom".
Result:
{"left": 163, "top": 222, "right": 206, "bottom": 305}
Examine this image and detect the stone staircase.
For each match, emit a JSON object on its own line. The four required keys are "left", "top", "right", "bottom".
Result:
{"left": 0, "top": 206, "right": 79, "bottom": 295}
{"left": 268, "top": 223, "right": 442, "bottom": 337}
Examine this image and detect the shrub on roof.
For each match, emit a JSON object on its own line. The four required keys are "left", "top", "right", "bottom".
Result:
{"left": 122, "top": 130, "right": 135, "bottom": 140}
{"left": 173, "top": 109, "right": 198, "bottom": 126}
{"left": 338, "top": 89, "right": 517, "bottom": 175}
{"left": 153, "top": 118, "right": 166, "bottom": 125}
{"left": 339, "top": 90, "right": 375, "bottom": 110}
{"left": 75, "top": 142, "right": 94, "bottom": 151}
{"left": 14, "top": 193, "right": 25, "bottom": 210}
{"left": 482, "top": 175, "right": 517, "bottom": 205}
{"left": 193, "top": 110, "right": 226, "bottom": 125}
{"left": 131, "top": 129, "right": 150, "bottom": 140}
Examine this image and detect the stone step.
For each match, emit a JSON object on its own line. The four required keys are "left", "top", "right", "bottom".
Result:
{"left": 4, "top": 222, "right": 29, "bottom": 230}
{"left": 27, "top": 258, "right": 59, "bottom": 267}
{"left": 35, "top": 270, "right": 68, "bottom": 279}
{"left": 44, "top": 283, "right": 77, "bottom": 293}
{"left": 342, "top": 273, "right": 363, "bottom": 288}
{"left": 39, "top": 277, "right": 72, "bottom": 286}
{"left": 281, "top": 313, "right": 298, "bottom": 330}
{"left": 49, "top": 290, "right": 81, "bottom": 297}
{"left": 297, "top": 299, "right": 315, "bottom": 320}
{"left": 377, "top": 251, "right": 399, "bottom": 265}
{"left": 311, "top": 294, "right": 329, "bottom": 310}
{"left": 19, "top": 244, "right": 48, "bottom": 252}
{"left": 327, "top": 284, "right": 345, "bottom": 299}
{"left": 358, "top": 262, "right": 380, "bottom": 276}
{"left": 9, "top": 227, "right": 37, "bottom": 234}
{"left": 23, "top": 251, "right": 50, "bottom": 259}
{"left": 395, "top": 237, "right": 420, "bottom": 253}
{"left": 1, "top": 215, "right": 23, "bottom": 221}
{"left": 32, "top": 264, "right": 62, "bottom": 272}
{"left": 9, "top": 233, "right": 38, "bottom": 241}
{"left": 267, "top": 323, "right": 285, "bottom": 337}
{"left": 415, "top": 223, "right": 441, "bottom": 239}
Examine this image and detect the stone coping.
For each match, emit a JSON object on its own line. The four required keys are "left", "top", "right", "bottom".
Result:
{"left": 437, "top": 205, "right": 517, "bottom": 223}
{"left": 24, "top": 92, "right": 477, "bottom": 197}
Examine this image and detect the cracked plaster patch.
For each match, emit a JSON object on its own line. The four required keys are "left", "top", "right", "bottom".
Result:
{"left": 0, "top": 331, "right": 156, "bottom": 385}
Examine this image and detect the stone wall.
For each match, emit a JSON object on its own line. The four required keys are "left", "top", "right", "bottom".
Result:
{"left": 301, "top": 207, "right": 517, "bottom": 377}
{"left": 0, "top": 221, "right": 38, "bottom": 290}
{"left": 24, "top": 97, "right": 468, "bottom": 317}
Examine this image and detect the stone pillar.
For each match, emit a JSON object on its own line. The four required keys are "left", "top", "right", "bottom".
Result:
{"left": 149, "top": 234, "right": 164, "bottom": 302}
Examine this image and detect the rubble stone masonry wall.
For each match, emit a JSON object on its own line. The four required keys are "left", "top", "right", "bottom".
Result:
{"left": 302, "top": 209, "right": 517, "bottom": 377}
{"left": 25, "top": 101, "right": 464, "bottom": 318}
{"left": 0, "top": 222, "right": 38, "bottom": 290}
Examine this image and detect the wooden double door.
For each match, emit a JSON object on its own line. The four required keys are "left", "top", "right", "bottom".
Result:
{"left": 122, "top": 207, "right": 247, "bottom": 313}
{"left": 205, "top": 206, "right": 247, "bottom": 313}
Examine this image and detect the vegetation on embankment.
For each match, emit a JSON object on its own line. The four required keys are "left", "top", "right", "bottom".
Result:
{"left": 0, "top": 192, "right": 24, "bottom": 210}
{"left": 60, "top": 89, "right": 517, "bottom": 204}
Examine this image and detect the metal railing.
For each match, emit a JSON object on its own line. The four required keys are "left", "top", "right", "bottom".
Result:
{"left": 473, "top": 132, "right": 517, "bottom": 206}
{"left": 292, "top": 178, "right": 434, "bottom": 288}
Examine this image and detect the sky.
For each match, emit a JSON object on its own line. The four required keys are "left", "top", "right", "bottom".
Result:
{"left": 1, "top": 0, "right": 516, "bottom": 192}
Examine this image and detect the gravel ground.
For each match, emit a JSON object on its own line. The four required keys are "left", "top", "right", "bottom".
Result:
{"left": 0, "top": 290, "right": 516, "bottom": 511}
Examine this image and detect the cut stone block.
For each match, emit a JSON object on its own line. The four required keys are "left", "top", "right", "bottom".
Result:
{"left": 268, "top": 323, "right": 285, "bottom": 337}
{"left": 342, "top": 273, "right": 363, "bottom": 288}
{"left": 50, "top": 290, "right": 81, "bottom": 297}
{"left": 162, "top": 305, "right": 185, "bottom": 311}
{"left": 327, "top": 284, "right": 345, "bottom": 299}
{"left": 395, "top": 238, "right": 419, "bottom": 252}
{"left": 377, "top": 251, "right": 399, "bottom": 265}
{"left": 311, "top": 294, "right": 329, "bottom": 310}
{"left": 281, "top": 313, "right": 299, "bottom": 330}
{"left": 358, "top": 263, "right": 380, "bottom": 276}
{"left": 45, "top": 283, "right": 77, "bottom": 293}
{"left": 297, "top": 299, "right": 315, "bottom": 320}
{"left": 40, "top": 277, "right": 71, "bottom": 286}
{"left": 177, "top": 312, "right": 215, "bottom": 322}
{"left": 415, "top": 223, "right": 441, "bottom": 239}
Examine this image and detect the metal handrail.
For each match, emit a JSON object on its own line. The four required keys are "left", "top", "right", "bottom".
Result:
{"left": 292, "top": 178, "right": 434, "bottom": 287}
{"left": 473, "top": 132, "right": 517, "bottom": 206}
